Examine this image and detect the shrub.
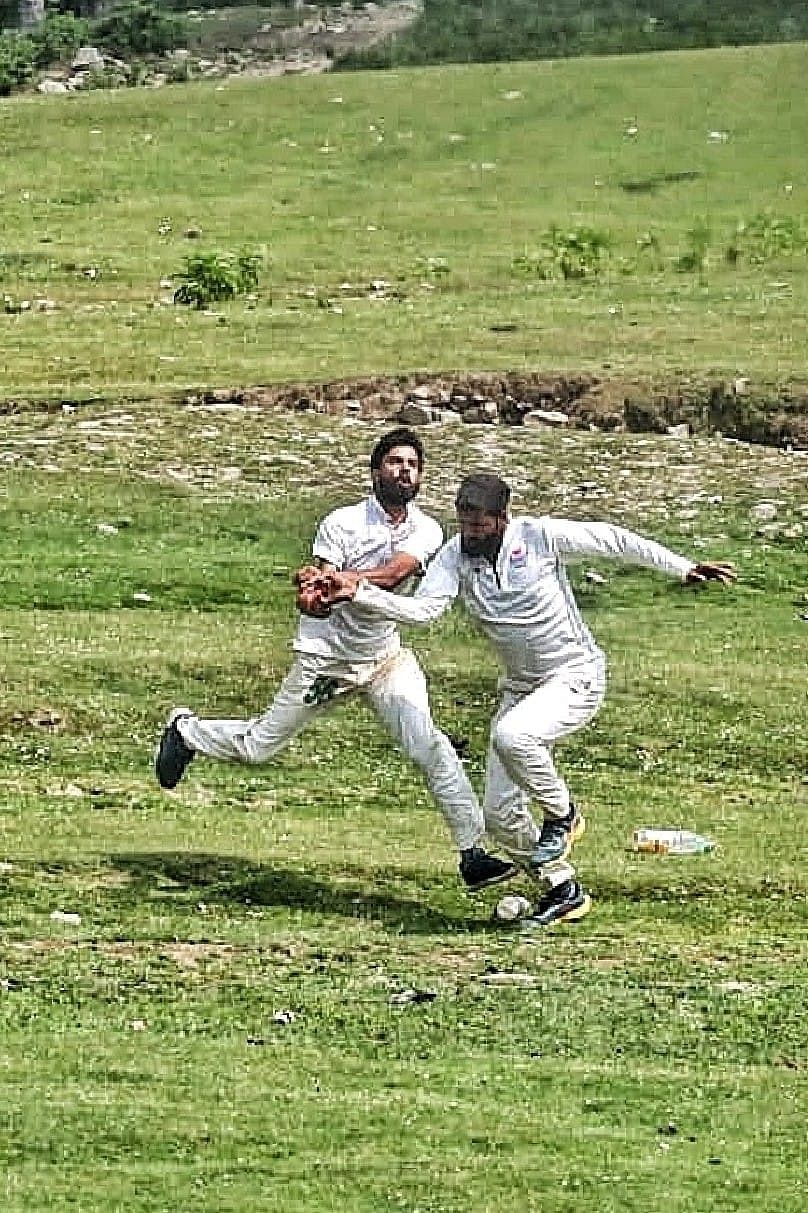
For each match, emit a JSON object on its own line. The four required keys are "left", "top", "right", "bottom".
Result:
{"left": 415, "top": 255, "right": 451, "bottom": 278}
{"left": 675, "top": 221, "right": 711, "bottom": 273}
{"left": 173, "top": 249, "right": 264, "bottom": 309}
{"left": 29, "top": 11, "right": 89, "bottom": 67}
{"left": 91, "top": 1, "right": 189, "bottom": 58}
{"left": 513, "top": 225, "right": 611, "bottom": 281}
{"left": 0, "top": 13, "right": 89, "bottom": 95}
{"left": 0, "top": 32, "right": 35, "bottom": 95}
{"left": 725, "top": 213, "right": 807, "bottom": 266}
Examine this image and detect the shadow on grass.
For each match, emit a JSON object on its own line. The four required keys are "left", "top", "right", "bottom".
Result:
{"left": 108, "top": 851, "right": 489, "bottom": 934}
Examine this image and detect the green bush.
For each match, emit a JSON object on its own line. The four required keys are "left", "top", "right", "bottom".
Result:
{"left": 173, "top": 248, "right": 264, "bottom": 309}
{"left": 30, "top": 11, "right": 89, "bottom": 67}
{"left": 0, "top": 13, "right": 90, "bottom": 95}
{"left": 676, "top": 221, "right": 711, "bottom": 273}
{"left": 91, "top": 0, "right": 189, "bottom": 57}
{"left": 0, "top": 31, "right": 35, "bottom": 95}
{"left": 725, "top": 213, "right": 807, "bottom": 266}
{"left": 513, "top": 225, "right": 611, "bottom": 281}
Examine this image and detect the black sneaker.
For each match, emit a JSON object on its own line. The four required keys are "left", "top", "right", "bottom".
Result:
{"left": 155, "top": 708, "right": 195, "bottom": 789}
{"left": 522, "top": 880, "right": 592, "bottom": 929}
{"left": 529, "top": 805, "right": 585, "bottom": 869}
{"left": 459, "top": 847, "right": 517, "bottom": 892}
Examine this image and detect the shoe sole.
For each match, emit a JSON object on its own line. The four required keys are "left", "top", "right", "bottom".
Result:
{"left": 562, "top": 812, "right": 586, "bottom": 859}
{"left": 521, "top": 892, "right": 592, "bottom": 930}
{"left": 463, "top": 864, "right": 518, "bottom": 894}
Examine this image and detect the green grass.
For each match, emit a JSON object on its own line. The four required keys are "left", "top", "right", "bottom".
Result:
{"left": 2, "top": 41, "right": 808, "bottom": 397}
{"left": 0, "top": 406, "right": 806, "bottom": 1210}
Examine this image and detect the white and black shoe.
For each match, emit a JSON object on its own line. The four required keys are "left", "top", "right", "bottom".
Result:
{"left": 522, "top": 880, "right": 592, "bottom": 929}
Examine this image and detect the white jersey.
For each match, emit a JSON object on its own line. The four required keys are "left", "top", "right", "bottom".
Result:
{"left": 354, "top": 516, "right": 695, "bottom": 686}
{"left": 294, "top": 494, "right": 443, "bottom": 665}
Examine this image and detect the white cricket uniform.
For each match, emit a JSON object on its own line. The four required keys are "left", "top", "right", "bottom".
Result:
{"left": 178, "top": 495, "right": 486, "bottom": 851}
{"left": 354, "top": 516, "right": 695, "bottom": 878}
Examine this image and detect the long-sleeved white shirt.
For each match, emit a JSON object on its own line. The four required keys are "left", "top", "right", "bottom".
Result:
{"left": 354, "top": 516, "right": 695, "bottom": 687}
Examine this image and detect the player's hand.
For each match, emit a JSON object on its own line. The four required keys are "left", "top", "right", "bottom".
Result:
{"left": 685, "top": 561, "right": 737, "bottom": 586}
{"left": 296, "top": 575, "right": 332, "bottom": 618}
{"left": 320, "top": 571, "right": 361, "bottom": 605}
{"left": 293, "top": 564, "right": 322, "bottom": 589}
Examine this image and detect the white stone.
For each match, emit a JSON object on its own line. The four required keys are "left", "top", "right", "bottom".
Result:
{"left": 72, "top": 46, "right": 104, "bottom": 70}
{"left": 523, "top": 408, "right": 569, "bottom": 428}
{"left": 750, "top": 502, "right": 778, "bottom": 523}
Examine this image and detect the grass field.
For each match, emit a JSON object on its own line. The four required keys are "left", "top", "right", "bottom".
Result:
{"left": 2, "top": 41, "right": 808, "bottom": 398}
{"left": 0, "top": 400, "right": 806, "bottom": 1211}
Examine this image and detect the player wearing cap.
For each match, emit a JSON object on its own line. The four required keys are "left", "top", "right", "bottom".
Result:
{"left": 320, "top": 471, "right": 736, "bottom": 927}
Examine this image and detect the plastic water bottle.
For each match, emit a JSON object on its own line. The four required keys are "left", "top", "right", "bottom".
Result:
{"left": 633, "top": 828, "right": 715, "bottom": 855}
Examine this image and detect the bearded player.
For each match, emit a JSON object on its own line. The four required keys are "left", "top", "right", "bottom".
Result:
{"left": 155, "top": 429, "right": 515, "bottom": 893}
{"left": 318, "top": 471, "right": 736, "bottom": 927}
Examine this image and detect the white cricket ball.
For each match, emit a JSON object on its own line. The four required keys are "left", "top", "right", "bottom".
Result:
{"left": 494, "top": 894, "right": 532, "bottom": 923}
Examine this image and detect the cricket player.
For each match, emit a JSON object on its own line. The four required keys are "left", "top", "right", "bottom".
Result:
{"left": 155, "top": 432, "right": 515, "bottom": 893}
{"left": 319, "top": 471, "right": 736, "bottom": 927}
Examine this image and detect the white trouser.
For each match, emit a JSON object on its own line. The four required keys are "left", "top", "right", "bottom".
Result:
{"left": 483, "top": 659, "right": 607, "bottom": 882}
{"left": 177, "top": 649, "right": 485, "bottom": 852}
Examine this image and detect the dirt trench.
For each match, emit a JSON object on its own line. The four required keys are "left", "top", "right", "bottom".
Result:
{"left": 183, "top": 371, "right": 808, "bottom": 450}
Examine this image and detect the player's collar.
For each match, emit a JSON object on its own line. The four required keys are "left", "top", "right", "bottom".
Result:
{"left": 368, "top": 493, "right": 409, "bottom": 526}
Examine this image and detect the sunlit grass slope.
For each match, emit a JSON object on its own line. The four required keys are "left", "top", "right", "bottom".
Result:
{"left": 1, "top": 41, "right": 807, "bottom": 396}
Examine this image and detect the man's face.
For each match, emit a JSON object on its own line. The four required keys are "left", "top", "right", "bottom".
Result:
{"left": 373, "top": 444, "right": 422, "bottom": 508}
{"left": 457, "top": 506, "right": 507, "bottom": 559}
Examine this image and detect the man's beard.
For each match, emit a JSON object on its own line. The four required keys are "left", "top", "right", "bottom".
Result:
{"left": 461, "top": 533, "right": 501, "bottom": 561}
{"left": 376, "top": 478, "right": 418, "bottom": 509}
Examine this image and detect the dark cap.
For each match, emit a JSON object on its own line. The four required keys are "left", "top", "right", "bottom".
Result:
{"left": 455, "top": 473, "right": 510, "bottom": 515}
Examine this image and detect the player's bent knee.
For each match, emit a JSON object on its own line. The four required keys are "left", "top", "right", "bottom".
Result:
{"left": 493, "top": 719, "right": 552, "bottom": 766}
{"left": 492, "top": 719, "right": 527, "bottom": 762}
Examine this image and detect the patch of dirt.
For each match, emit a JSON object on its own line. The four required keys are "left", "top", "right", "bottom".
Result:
{"left": 252, "top": 1, "right": 422, "bottom": 63}
{"left": 181, "top": 371, "right": 808, "bottom": 450}
{"left": 2, "top": 370, "right": 807, "bottom": 451}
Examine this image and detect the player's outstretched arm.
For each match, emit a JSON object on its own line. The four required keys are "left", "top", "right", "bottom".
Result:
{"left": 357, "top": 552, "right": 422, "bottom": 590}
{"left": 684, "top": 561, "right": 737, "bottom": 586}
